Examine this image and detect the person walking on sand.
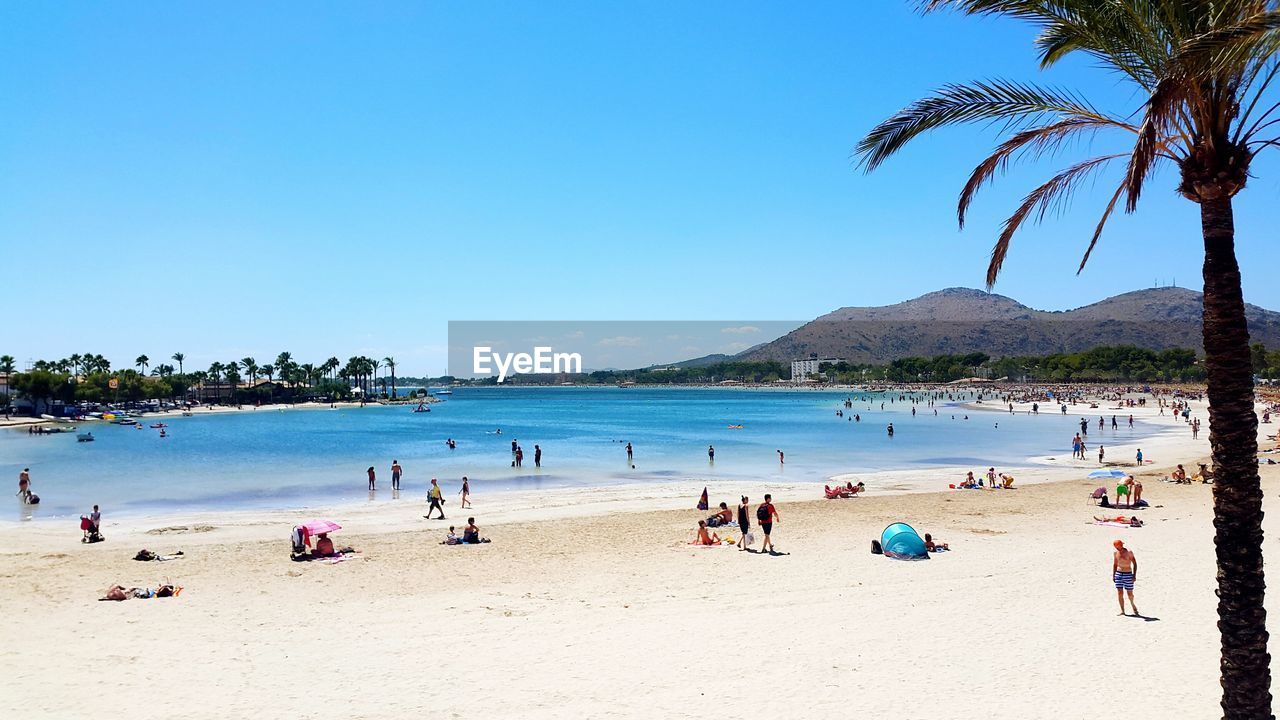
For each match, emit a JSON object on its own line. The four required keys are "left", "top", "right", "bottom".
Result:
{"left": 534, "top": 445, "right": 541, "bottom": 468}
{"left": 757, "top": 494, "right": 779, "bottom": 553}
{"left": 459, "top": 476, "right": 471, "bottom": 509}
{"left": 426, "top": 478, "right": 446, "bottom": 519}
{"left": 1135, "top": 448, "right": 1143, "bottom": 467}
{"left": 391, "top": 460, "right": 402, "bottom": 491}
{"left": 1112, "top": 540, "right": 1139, "bottom": 616}
{"left": 367, "top": 466, "right": 376, "bottom": 491}
{"left": 737, "top": 496, "right": 751, "bottom": 552}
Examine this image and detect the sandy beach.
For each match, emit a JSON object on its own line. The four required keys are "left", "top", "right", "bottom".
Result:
{"left": 3, "top": 395, "right": 1278, "bottom": 719}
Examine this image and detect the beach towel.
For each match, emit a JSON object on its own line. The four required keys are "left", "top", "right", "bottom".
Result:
{"left": 323, "top": 552, "right": 364, "bottom": 564}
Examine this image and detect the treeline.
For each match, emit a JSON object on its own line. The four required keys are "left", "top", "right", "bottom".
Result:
{"left": 1252, "top": 343, "right": 1280, "bottom": 379}
{"left": 817, "top": 346, "right": 1205, "bottom": 383}
{"left": 0, "top": 350, "right": 418, "bottom": 409}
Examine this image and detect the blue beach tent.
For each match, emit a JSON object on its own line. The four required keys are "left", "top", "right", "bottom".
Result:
{"left": 880, "top": 522, "right": 929, "bottom": 560}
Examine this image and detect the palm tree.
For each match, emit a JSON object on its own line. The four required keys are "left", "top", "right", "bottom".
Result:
{"left": 172, "top": 352, "right": 185, "bottom": 375}
{"left": 0, "top": 354, "right": 14, "bottom": 397}
{"left": 240, "top": 357, "right": 258, "bottom": 387}
{"left": 857, "top": 2, "right": 1278, "bottom": 715}
{"left": 208, "top": 362, "right": 224, "bottom": 404}
{"left": 384, "top": 356, "right": 397, "bottom": 398}
{"left": 69, "top": 353, "right": 83, "bottom": 378}
{"left": 224, "top": 361, "right": 241, "bottom": 404}
{"left": 135, "top": 355, "right": 150, "bottom": 374}
{"left": 370, "top": 358, "right": 382, "bottom": 397}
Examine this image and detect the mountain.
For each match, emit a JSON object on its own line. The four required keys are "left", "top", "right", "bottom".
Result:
{"left": 736, "top": 287, "right": 1280, "bottom": 364}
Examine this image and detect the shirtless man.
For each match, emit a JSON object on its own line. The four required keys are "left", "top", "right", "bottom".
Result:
{"left": 391, "top": 460, "right": 402, "bottom": 491}
{"left": 1112, "top": 540, "right": 1140, "bottom": 616}
{"left": 18, "top": 468, "right": 31, "bottom": 500}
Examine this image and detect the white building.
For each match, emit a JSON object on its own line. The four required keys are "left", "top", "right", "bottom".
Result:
{"left": 790, "top": 358, "right": 843, "bottom": 380}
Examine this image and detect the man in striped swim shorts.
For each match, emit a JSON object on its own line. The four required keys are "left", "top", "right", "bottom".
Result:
{"left": 1112, "top": 539, "right": 1139, "bottom": 616}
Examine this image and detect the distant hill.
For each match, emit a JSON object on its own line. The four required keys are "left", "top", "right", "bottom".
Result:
{"left": 736, "top": 287, "right": 1280, "bottom": 364}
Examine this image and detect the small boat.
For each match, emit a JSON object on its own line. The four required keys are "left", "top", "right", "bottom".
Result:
{"left": 181, "top": 411, "right": 193, "bottom": 417}
{"left": 149, "top": 423, "right": 168, "bottom": 429}
{"left": 114, "top": 417, "right": 138, "bottom": 426}
{"left": 434, "top": 389, "right": 453, "bottom": 396}
{"left": 77, "top": 432, "right": 95, "bottom": 442}
{"left": 727, "top": 424, "right": 744, "bottom": 429}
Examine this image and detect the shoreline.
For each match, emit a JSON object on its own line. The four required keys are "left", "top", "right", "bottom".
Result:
{"left": 2, "top": 392, "right": 1218, "bottom": 530}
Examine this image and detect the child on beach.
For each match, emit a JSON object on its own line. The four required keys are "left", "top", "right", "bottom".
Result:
{"left": 694, "top": 520, "right": 721, "bottom": 546}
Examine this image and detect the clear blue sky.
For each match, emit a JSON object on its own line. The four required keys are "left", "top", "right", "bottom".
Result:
{"left": 3, "top": 2, "right": 1277, "bottom": 375}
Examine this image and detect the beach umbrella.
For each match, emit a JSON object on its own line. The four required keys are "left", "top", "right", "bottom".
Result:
{"left": 696, "top": 487, "right": 709, "bottom": 511}
{"left": 300, "top": 519, "right": 342, "bottom": 535}
{"left": 1087, "top": 469, "right": 1129, "bottom": 480}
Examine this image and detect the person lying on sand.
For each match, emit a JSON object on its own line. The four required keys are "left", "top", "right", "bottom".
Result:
{"left": 1095, "top": 515, "right": 1144, "bottom": 527}
{"left": 99, "top": 584, "right": 182, "bottom": 601}
{"left": 924, "top": 533, "right": 949, "bottom": 552}
{"left": 695, "top": 520, "right": 722, "bottom": 546}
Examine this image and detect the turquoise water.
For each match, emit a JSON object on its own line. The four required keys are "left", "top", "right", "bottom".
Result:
{"left": 1, "top": 387, "right": 1156, "bottom": 520}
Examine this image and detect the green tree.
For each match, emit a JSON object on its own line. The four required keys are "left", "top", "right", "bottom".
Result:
{"left": 384, "top": 356, "right": 397, "bottom": 398}
{"left": 1252, "top": 342, "right": 1269, "bottom": 375}
{"left": 135, "top": 355, "right": 149, "bottom": 374}
{"left": 172, "top": 352, "right": 185, "bottom": 375}
{"left": 856, "top": 3, "right": 1278, "bottom": 714}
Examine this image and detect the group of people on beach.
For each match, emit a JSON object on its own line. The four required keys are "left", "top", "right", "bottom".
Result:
{"left": 694, "top": 494, "right": 781, "bottom": 554}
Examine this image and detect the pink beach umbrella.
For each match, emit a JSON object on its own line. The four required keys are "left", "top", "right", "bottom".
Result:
{"left": 300, "top": 519, "right": 342, "bottom": 535}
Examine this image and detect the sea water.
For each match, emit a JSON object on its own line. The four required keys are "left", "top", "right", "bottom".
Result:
{"left": 1, "top": 387, "right": 1159, "bottom": 519}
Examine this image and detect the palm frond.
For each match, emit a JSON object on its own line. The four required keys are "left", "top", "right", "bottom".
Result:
{"left": 986, "top": 153, "right": 1126, "bottom": 288}
{"left": 1076, "top": 180, "right": 1127, "bottom": 274}
{"left": 855, "top": 80, "right": 1109, "bottom": 171}
{"left": 957, "top": 116, "right": 1136, "bottom": 228}
{"left": 1124, "top": 75, "right": 1189, "bottom": 211}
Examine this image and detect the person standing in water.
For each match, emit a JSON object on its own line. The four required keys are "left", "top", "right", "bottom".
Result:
{"left": 18, "top": 468, "right": 31, "bottom": 501}
{"left": 1112, "top": 539, "right": 1139, "bottom": 616}
{"left": 367, "top": 466, "right": 376, "bottom": 491}
{"left": 776, "top": 449, "right": 784, "bottom": 465}
{"left": 708, "top": 445, "right": 715, "bottom": 462}
{"left": 534, "top": 445, "right": 542, "bottom": 468}
{"left": 626, "top": 442, "right": 633, "bottom": 463}
{"left": 459, "top": 476, "right": 471, "bottom": 509}
{"left": 391, "top": 460, "right": 402, "bottom": 491}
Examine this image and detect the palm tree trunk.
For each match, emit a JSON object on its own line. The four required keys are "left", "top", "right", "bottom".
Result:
{"left": 1201, "top": 196, "right": 1272, "bottom": 720}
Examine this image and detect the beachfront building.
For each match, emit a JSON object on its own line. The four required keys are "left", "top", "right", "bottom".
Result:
{"left": 790, "top": 357, "right": 843, "bottom": 381}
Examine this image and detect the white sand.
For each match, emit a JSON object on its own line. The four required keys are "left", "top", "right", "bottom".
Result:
{"left": 2, "top": 397, "right": 1277, "bottom": 718}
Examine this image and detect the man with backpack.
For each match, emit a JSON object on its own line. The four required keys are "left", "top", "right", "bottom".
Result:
{"left": 757, "top": 494, "right": 779, "bottom": 553}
